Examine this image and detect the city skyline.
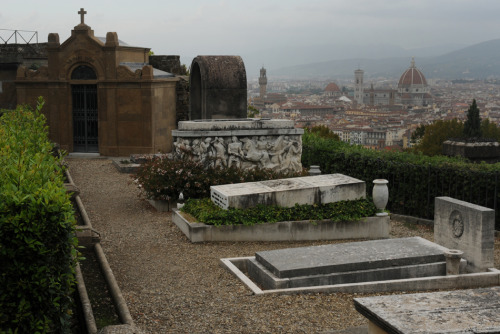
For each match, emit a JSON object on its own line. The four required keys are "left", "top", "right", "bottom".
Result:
{"left": 3, "top": 1, "right": 500, "bottom": 74}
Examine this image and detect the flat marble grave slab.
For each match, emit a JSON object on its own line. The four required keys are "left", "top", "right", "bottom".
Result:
{"left": 211, "top": 173, "right": 365, "bottom": 210}
{"left": 255, "top": 237, "right": 449, "bottom": 279}
{"left": 354, "top": 286, "right": 500, "bottom": 334}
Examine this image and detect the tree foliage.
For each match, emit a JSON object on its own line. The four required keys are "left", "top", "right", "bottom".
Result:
{"left": 410, "top": 124, "right": 426, "bottom": 145}
{"left": 412, "top": 119, "right": 464, "bottom": 156}
{"left": 463, "top": 99, "right": 482, "bottom": 138}
{"left": 247, "top": 105, "right": 260, "bottom": 118}
{"left": 412, "top": 114, "right": 500, "bottom": 157}
{"left": 480, "top": 118, "right": 500, "bottom": 141}
{"left": 306, "top": 125, "right": 340, "bottom": 141}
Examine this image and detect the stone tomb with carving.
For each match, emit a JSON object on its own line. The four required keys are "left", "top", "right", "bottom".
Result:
{"left": 171, "top": 119, "right": 304, "bottom": 174}
{"left": 434, "top": 196, "right": 495, "bottom": 272}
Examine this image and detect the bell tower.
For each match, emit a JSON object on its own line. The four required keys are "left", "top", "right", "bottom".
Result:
{"left": 259, "top": 66, "right": 267, "bottom": 99}
{"left": 354, "top": 68, "right": 364, "bottom": 105}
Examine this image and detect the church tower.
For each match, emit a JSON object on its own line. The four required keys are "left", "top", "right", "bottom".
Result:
{"left": 354, "top": 68, "right": 364, "bottom": 105}
{"left": 259, "top": 66, "right": 267, "bottom": 99}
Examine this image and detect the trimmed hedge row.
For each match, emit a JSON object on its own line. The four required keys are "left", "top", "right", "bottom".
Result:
{"left": 0, "top": 100, "right": 78, "bottom": 333}
{"left": 301, "top": 130, "right": 500, "bottom": 229}
{"left": 181, "top": 197, "right": 377, "bottom": 226}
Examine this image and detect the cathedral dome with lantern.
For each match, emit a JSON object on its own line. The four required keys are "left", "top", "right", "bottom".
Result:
{"left": 353, "top": 57, "right": 433, "bottom": 107}
{"left": 396, "top": 57, "right": 432, "bottom": 106}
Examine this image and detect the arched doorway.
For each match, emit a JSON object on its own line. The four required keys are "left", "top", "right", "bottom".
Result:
{"left": 71, "top": 65, "right": 98, "bottom": 152}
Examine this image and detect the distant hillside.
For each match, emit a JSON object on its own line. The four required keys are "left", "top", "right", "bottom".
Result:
{"left": 268, "top": 39, "right": 500, "bottom": 80}
{"left": 421, "top": 39, "right": 500, "bottom": 79}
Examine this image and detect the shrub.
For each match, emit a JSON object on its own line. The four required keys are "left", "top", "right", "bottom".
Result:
{"left": 135, "top": 157, "right": 308, "bottom": 201}
{"left": 181, "top": 197, "right": 377, "bottom": 226}
{"left": 305, "top": 125, "right": 340, "bottom": 140}
{"left": 0, "top": 99, "right": 78, "bottom": 333}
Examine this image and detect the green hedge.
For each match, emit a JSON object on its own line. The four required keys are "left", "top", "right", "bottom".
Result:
{"left": 0, "top": 99, "right": 78, "bottom": 333}
{"left": 181, "top": 198, "right": 377, "bottom": 226}
{"left": 301, "top": 130, "right": 500, "bottom": 229}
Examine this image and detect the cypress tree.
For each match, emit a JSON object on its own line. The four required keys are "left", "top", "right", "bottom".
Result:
{"left": 463, "top": 99, "right": 482, "bottom": 138}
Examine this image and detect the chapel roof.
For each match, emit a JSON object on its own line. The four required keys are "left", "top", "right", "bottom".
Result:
{"left": 120, "top": 62, "right": 174, "bottom": 78}
{"left": 96, "top": 36, "right": 130, "bottom": 46}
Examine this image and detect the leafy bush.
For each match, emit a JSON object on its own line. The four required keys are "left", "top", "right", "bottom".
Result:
{"left": 135, "top": 157, "right": 308, "bottom": 201}
{"left": 305, "top": 125, "right": 340, "bottom": 140}
{"left": 0, "top": 99, "right": 78, "bottom": 333}
{"left": 412, "top": 119, "right": 464, "bottom": 156}
{"left": 181, "top": 197, "right": 377, "bottom": 226}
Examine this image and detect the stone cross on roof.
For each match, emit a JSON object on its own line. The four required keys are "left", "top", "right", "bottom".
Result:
{"left": 78, "top": 8, "right": 87, "bottom": 24}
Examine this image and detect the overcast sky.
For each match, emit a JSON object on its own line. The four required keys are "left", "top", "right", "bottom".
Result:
{"left": 2, "top": 0, "right": 500, "bottom": 76}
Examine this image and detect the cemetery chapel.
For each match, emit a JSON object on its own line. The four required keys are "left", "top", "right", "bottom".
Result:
{"left": 15, "top": 9, "right": 179, "bottom": 156}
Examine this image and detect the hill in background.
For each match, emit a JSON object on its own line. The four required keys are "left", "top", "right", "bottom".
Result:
{"left": 259, "top": 39, "right": 500, "bottom": 80}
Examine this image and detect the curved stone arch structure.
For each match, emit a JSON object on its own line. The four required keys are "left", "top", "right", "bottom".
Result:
{"left": 189, "top": 56, "right": 247, "bottom": 120}
{"left": 70, "top": 64, "right": 98, "bottom": 81}
{"left": 63, "top": 51, "right": 106, "bottom": 82}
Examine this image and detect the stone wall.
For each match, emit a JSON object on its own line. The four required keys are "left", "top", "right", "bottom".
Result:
{"left": 175, "top": 76, "right": 190, "bottom": 126}
{"left": 0, "top": 43, "right": 48, "bottom": 109}
{"left": 0, "top": 43, "right": 48, "bottom": 67}
{"left": 149, "top": 55, "right": 186, "bottom": 75}
{"left": 148, "top": 55, "right": 189, "bottom": 126}
{"left": 442, "top": 140, "right": 500, "bottom": 163}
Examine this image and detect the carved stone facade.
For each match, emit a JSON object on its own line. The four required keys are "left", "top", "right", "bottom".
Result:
{"left": 172, "top": 119, "right": 304, "bottom": 173}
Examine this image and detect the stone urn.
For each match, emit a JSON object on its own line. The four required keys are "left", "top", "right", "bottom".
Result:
{"left": 372, "top": 179, "right": 389, "bottom": 216}
{"left": 444, "top": 249, "right": 464, "bottom": 275}
{"left": 308, "top": 165, "right": 321, "bottom": 176}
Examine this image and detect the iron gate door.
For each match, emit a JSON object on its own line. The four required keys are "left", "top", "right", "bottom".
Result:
{"left": 72, "top": 85, "right": 98, "bottom": 152}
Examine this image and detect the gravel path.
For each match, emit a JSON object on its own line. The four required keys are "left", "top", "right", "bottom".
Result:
{"left": 67, "top": 158, "right": 500, "bottom": 334}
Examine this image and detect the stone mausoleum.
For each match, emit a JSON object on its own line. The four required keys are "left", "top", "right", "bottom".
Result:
{"left": 14, "top": 9, "right": 180, "bottom": 156}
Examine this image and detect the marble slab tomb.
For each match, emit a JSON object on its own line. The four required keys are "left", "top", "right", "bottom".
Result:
{"left": 242, "top": 237, "right": 464, "bottom": 290}
{"left": 211, "top": 173, "right": 365, "bottom": 210}
{"left": 354, "top": 287, "right": 500, "bottom": 334}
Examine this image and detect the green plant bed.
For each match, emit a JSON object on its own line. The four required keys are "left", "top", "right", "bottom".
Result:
{"left": 79, "top": 246, "right": 121, "bottom": 330}
{"left": 181, "top": 198, "right": 377, "bottom": 226}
